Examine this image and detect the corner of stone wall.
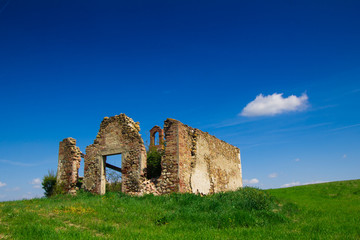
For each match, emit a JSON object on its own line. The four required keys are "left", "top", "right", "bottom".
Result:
{"left": 154, "top": 118, "right": 181, "bottom": 194}
{"left": 57, "top": 137, "right": 82, "bottom": 195}
{"left": 173, "top": 121, "right": 243, "bottom": 195}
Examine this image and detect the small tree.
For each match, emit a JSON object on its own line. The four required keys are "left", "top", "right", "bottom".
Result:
{"left": 147, "top": 147, "right": 162, "bottom": 179}
{"left": 42, "top": 170, "right": 57, "bottom": 198}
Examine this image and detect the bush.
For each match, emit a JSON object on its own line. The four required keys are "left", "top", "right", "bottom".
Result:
{"left": 42, "top": 170, "right": 57, "bottom": 198}
{"left": 146, "top": 147, "right": 162, "bottom": 179}
{"left": 106, "top": 182, "right": 122, "bottom": 192}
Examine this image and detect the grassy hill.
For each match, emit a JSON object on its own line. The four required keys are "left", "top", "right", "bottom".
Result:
{"left": 0, "top": 180, "right": 359, "bottom": 239}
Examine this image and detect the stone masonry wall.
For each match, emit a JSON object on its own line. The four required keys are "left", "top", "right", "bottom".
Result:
{"left": 56, "top": 137, "right": 82, "bottom": 194}
{"left": 192, "top": 130, "right": 242, "bottom": 194}
{"left": 154, "top": 118, "right": 242, "bottom": 195}
{"left": 158, "top": 119, "right": 242, "bottom": 195}
{"left": 177, "top": 121, "right": 194, "bottom": 193}
{"left": 155, "top": 119, "right": 180, "bottom": 194}
{"left": 84, "top": 114, "right": 147, "bottom": 195}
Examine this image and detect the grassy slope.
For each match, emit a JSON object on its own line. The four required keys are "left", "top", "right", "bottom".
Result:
{"left": 0, "top": 180, "right": 359, "bottom": 240}
{"left": 267, "top": 179, "right": 360, "bottom": 239}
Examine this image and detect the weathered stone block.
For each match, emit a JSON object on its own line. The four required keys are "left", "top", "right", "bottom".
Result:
{"left": 56, "top": 137, "right": 82, "bottom": 194}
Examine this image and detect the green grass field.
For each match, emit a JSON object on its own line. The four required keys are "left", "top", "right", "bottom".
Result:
{"left": 0, "top": 179, "right": 359, "bottom": 239}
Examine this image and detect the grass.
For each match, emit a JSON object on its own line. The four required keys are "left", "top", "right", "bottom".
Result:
{"left": 268, "top": 179, "right": 360, "bottom": 239}
{"left": 0, "top": 180, "right": 359, "bottom": 239}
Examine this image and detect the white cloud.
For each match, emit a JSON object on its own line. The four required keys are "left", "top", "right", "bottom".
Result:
{"left": 281, "top": 181, "right": 301, "bottom": 188}
{"left": 21, "top": 192, "right": 42, "bottom": 200}
{"left": 295, "top": 158, "right": 300, "bottom": 162}
{"left": 281, "top": 180, "right": 327, "bottom": 188}
{"left": 31, "top": 178, "right": 41, "bottom": 185}
{"left": 343, "top": 154, "right": 347, "bottom": 159}
{"left": 0, "top": 181, "right": 6, "bottom": 187}
{"left": 22, "top": 192, "right": 34, "bottom": 200}
{"left": 303, "top": 180, "right": 327, "bottom": 185}
{"left": 0, "top": 159, "right": 37, "bottom": 167}
{"left": 243, "top": 178, "right": 259, "bottom": 185}
{"left": 30, "top": 178, "right": 42, "bottom": 189}
{"left": 268, "top": 173, "right": 278, "bottom": 178}
{"left": 5, "top": 187, "right": 20, "bottom": 192}
{"left": 330, "top": 123, "right": 360, "bottom": 132}
{"left": 240, "top": 93, "right": 308, "bottom": 117}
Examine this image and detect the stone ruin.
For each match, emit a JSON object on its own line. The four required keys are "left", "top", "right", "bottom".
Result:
{"left": 56, "top": 113, "right": 242, "bottom": 195}
{"left": 57, "top": 137, "right": 82, "bottom": 194}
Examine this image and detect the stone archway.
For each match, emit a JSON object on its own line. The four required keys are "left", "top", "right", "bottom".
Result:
{"left": 83, "top": 114, "right": 147, "bottom": 195}
{"left": 149, "top": 125, "right": 164, "bottom": 150}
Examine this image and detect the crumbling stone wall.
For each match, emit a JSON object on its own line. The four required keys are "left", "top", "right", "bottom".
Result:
{"left": 149, "top": 125, "right": 164, "bottom": 150}
{"left": 155, "top": 119, "right": 181, "bottom": 194}
{"left": 155, "top": 119, "right": 242, "bottom": 195}
{"left": 83, "top": 114, "right": 147, "bottom": 195}
{"left": 56, "top": 137, "right": 82, "bottom": 194}
{"left": 189, "top": 128, "right": 242, "bottom": 194}
{"left": 57, "top": 114, "right": 242, "bottom": 196}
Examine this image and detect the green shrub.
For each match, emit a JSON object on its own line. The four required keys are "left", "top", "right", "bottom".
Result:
{"left": 106, "top": 182, "right": 122, "bottom": 192}
{"left": 42, "top": 170, "right": 57, "bottom": 198}
{"left": 146, "top": 147, "right": 162, "bottom": 179}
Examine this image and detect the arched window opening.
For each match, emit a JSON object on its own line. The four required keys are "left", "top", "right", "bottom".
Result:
{"left": 154, "top": 132, "right": 159, "bottom": 145}
{"left": 149, "top": 125, "right": 164, "bottom": 150}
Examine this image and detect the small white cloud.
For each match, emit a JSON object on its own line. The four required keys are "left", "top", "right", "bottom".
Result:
{"left": 21, "top": 192, "right": 42, "bottom": 200}
{"left": 243, "top": 178, "right": 259, "bottom": 185}
{"left": 240, "top": 93, "right": 308, "bottom": 117}
{"left": 30, "top": 178, "right": 42, "bottom": 189}
{"left": 268, "top": 173, "right": 278, "bottom": 178}
{"left": 30, "top": 178, "right": 41, "bottom": 185}
{"left": 22, "top": 192, "right": 34, "bottom": 199}
{"left": 343, "top": 154, "right": 347, "bottom": 159}
{"left": 281, "top": 180, "right": 327, "bottom": 188}
{"left": 295, "top": 158, "right": 300, "bottom": 162}
{"left": 303, "top": 180, "right": 327, "bottom": 185}
{"left": 0, "top": 159, "right": 38, "bottom": 167}
{"left": 330, "top": 123, "right": 360, "bottom": 132}
{"left": 281, "top": 181, "right": 301, "bottom": 188}
{"left": 5, "top": 187, "right": 20, "bottom": 192}
{"left": 0, "top": 181, "right": 6, "bottom": 187}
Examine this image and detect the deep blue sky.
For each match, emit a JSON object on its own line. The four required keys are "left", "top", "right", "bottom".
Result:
{"left": 1, "top": 0, "right": 360, "bottom": 201}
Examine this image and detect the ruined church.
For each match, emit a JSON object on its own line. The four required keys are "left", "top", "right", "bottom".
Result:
{"left": 57, "top": 114, "right": 242, "bottom": 195}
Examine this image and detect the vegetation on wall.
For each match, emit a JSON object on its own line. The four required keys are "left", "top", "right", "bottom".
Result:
{"left": 146, "top": 147, "right": 162, "bottom": 179}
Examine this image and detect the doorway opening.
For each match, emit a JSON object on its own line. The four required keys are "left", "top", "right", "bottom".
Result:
{"left": 104, "top": 154, "right": 122, "bottom": 192}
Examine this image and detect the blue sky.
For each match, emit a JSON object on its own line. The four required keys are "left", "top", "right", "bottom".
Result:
{"left": 1, "top": 0, "right": 359, "bottom": 201}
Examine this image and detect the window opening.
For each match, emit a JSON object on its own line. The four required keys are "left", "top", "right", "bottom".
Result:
{"left": 154, "top": 132, "right": 159, "bottom": 145}
{"left": 77, "top": 154, "right": 85, "bottom": 189}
